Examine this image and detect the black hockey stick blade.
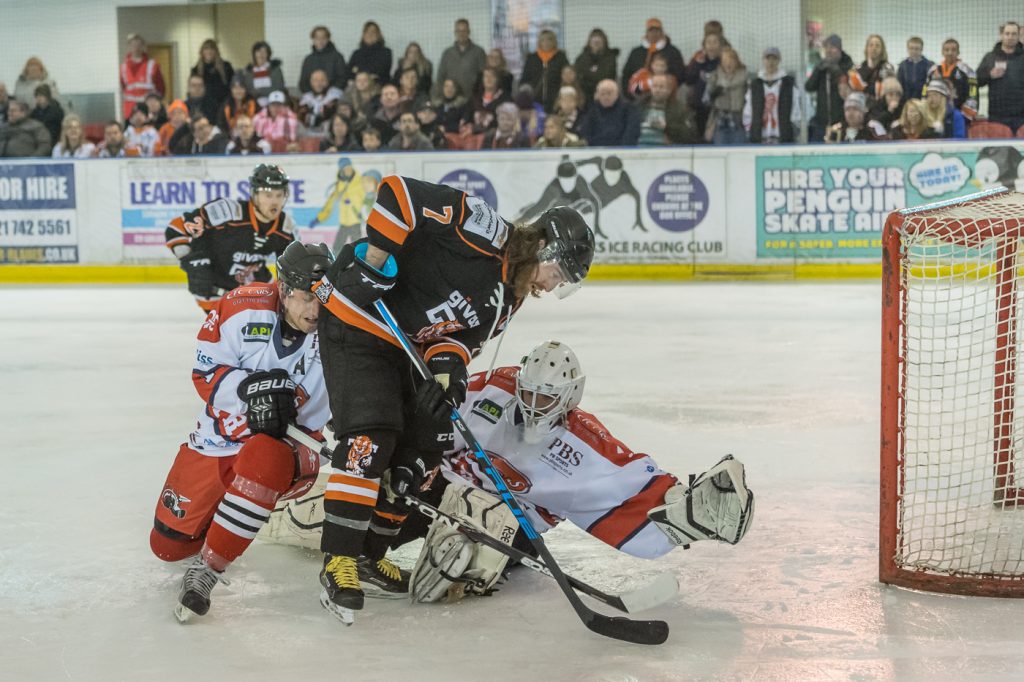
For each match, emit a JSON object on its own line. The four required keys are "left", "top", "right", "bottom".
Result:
{"left": 585, "top": 612, "right": 670, "bottom": 646}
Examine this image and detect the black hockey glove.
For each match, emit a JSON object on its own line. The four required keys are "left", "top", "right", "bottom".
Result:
{"left": 425, "top": 350, "right": 469, "bottom": 407}
{"left": 179, "top": 253, "right": 216, "bottom": 297}
{"left": 389, "top": 456, "right": 429, "bottom": 498}
{"left": 326, "top": 240, "right": 397, "bottom": 308}
{"left": 413, "top": 377, "right": 454, "bottom": 452}
{"left": 237, "top": 368, "right": 297, "bottom": 439}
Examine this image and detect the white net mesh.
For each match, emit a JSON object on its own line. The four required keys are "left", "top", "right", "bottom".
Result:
{"left": 894, "top": 190, "right": 1024, "bottom": 586}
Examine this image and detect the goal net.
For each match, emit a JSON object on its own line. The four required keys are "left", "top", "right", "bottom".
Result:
{"left": 880, "top": 187, "right": 1024, "bottom": 597}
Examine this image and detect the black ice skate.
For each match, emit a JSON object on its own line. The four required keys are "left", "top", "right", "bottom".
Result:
{"left": 320, "top": 554, "right": 363, "bottom": 625}
{"left": 357, "top": 556, "right": 410, "bottom": 599}
{"left": 175, "top": 555, "right": 228, "bottom": 623}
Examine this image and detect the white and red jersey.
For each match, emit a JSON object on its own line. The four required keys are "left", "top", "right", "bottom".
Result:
{"left": 188, "top": 284, "right": 329, "bottom": 457}
{"left": 442, "top": 367, "right": 679, "bottom": 559}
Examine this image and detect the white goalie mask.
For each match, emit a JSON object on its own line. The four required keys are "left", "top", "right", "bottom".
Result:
{"left": 515, "top": 341, "right": 586, "bottom": 444}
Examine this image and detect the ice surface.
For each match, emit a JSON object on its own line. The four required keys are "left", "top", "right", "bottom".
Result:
{"left": 2, "top": 283, "right": 1023, "bottom": 682}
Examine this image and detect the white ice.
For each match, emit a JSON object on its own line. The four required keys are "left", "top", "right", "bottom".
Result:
{"left": 3, "top": 283, "right": 1023, "bottom": 682}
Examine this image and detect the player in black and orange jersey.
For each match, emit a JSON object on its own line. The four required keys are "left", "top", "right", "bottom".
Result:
{"left": 310, "top": 174, "right": 595, "bottom": 625}
{"left": 165, "top": 164, "right": 295, "bottom": 311}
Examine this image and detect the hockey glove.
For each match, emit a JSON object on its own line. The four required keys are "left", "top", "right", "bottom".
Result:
{"left": 412, "top": 378, "right": 455, "bottom": 453}
{"left": 326, "top": 240, "right": 397, "bottom": 308}
{"left": 389, "top": 456, "right": 429, "bottom": 498}
{"left": 179, "top": 253, "right": 216, "bottom": 297}
{"left": 648, "top": 455, "right": 754, "bottom": 546}
{"left": 237, "top": 368, "right": 297, "bottom": 439}
{"left": 425, "top": 351, "right": 469, "bottom": 407}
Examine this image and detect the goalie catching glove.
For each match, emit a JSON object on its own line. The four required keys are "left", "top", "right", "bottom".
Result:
{"left": 648, "top": 454, "right": 754, "bottom": 547}
{"left": 237, "top": 368, "right": 297, "bottom": 439}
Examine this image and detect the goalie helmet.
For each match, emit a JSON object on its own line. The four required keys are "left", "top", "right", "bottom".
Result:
{"left": 535, "top": 206, "right": 595, "bottom": 299}
{"left": 250, "top": 163, "right": 290, "bottom": 196}
{"left": 276, "top": 241, "right": 333, "bottom": 290}
{"left": 515, "top": 340, "right": 586, "bottom": 444}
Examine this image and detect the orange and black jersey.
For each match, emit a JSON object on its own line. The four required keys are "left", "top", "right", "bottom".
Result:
{"left": 319, "top": 175, "right": 522, "bottom": 365}
{"left": 166, "top": 198, "right": 295, "bottom": 293}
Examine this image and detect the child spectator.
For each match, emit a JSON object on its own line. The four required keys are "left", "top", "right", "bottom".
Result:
{"left": 927, "top": 38, "right": 978, "bottom": 119}
{"left": 156, "top": 99, "right": 189, "bottom": 155}
{"left": 534, "top": 113, "right": 585, "bottom": 148}
{"left": 554, "top": 86, "right": 585, "bottom": 134}
{"left": 923, "top": 79, "right": 966, "bottom": 138}
{"left": 252, "top": 90, "right": 299, "bottom": 147}
{"left": 897, "top": 37, "right": 933, "bottom": 103}
{"left": 226, "top": 114, "right": 271, "bottom": 155}
{"left": 868, "top": 76, "right": 905, "bottom": 132}
{"left": 145, "top": 93, "right": 168, "bottom": 129}
{"left": 124, "top": 103, "right": 160, "bottom": 156}
{"left": 360, "top": 126, "right": 382, "bottom": 152}
{"left": 30, "top": 84, "right": 64, "bottom": 145}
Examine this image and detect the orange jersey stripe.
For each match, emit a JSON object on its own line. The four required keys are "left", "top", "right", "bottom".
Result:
{"left": 373, "top": 510, "right": 408, "bottom": 523}
{"left": 324, "top": 490, "right": 379, "bottom": 506}
{"left": 382, "top": 175, "right": 414, "bottom": 227}
{"left": 322, "top": 291, "right": 401, "bottom": 349}
{"left": 327, "top": 473, "right": 380, "bottom": 492}
{"left": 424, "top": 341, "right": 470, "bottom": 366}
{"left": 587, "top": 475, "right": 677, "bottom": 549}
{"left": 366, "top": 209, "right": 410, "bottom": 246}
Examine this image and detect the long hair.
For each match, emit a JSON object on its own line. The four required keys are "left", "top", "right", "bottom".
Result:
{"left": 21, "top": 56, "right": 47, "bottom": 79}
{"left": 402, "top": 42, "right": 430, "bottom": 77}
{"left": 196, "top": 39, "right": 228, "bottom": 84}
{"left": 899, "top": 98, "right": 932, "bottom": 137}
{"left": 864, "top": 34, "right": 888, "bottom": 66}
{"left": 585, "top": 29, "right": 609, "bottom": 53}
{"left": 505, "top": 223, "right": 544, "bottom": 299}
{"left": 59, "top": 113, "right": 84, "bottom": 153}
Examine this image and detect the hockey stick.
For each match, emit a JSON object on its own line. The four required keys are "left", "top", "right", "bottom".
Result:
{"left": 282, "top": 425, "right": 678, "bottom": 615}
{"left": 372, "top": 300, "right": 669, "bottom": 645}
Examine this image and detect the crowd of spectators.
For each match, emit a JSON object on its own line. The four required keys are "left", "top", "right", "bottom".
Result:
{"left": 1, "top": 17, "right": 1023, "bottom": 158}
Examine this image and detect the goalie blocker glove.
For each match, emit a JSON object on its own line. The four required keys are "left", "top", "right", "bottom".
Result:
{"left": 237, "top": 368, "right": 297, "bottom": 439}
{"left": 647, "top": 455, "right": 754, "bottom": 547}
{"left": 326, "top": 240, "right": 397, "bottom": 308}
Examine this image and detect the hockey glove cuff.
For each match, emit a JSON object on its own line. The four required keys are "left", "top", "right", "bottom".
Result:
{"left": 327, "top": 240, "right": 397, "bottom": 308}
{"left": 180, "top": 253, "right": 216, "bottom": 298}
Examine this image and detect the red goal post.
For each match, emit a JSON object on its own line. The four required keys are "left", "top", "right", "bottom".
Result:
{"left": 881, "top": 187, "right": 1024, "bottom": 597}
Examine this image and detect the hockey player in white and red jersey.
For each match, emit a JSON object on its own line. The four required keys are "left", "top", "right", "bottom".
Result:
{"left": 262, "top": 340, "right": 754, "bottom": 603}
{"left": 149, "top": 241, "right": 334, "bottom": 622}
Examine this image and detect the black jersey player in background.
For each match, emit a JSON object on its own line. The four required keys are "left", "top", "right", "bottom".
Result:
{"left": 311, "top": 174, "right": 595, "bottom": 624}
{"left": 166, "top": 164, "right": 295, "bottom": 311}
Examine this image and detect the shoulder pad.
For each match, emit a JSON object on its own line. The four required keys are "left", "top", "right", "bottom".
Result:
{"left": 566, "top": 409, "right": 639, "bottom": 467}
{"left": 280, "top": 213, "right": 295, "bottom": 235}
{"left": 203, "top": 198, "right": 243, "bottom": 226}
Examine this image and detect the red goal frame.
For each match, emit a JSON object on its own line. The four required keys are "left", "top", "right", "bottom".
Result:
{"left": 880, "top": 187, "right": 1024, "bottom": 597}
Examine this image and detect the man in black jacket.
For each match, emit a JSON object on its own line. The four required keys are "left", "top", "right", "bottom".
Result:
{"left": 805, "top": 34, "right": 854, "bottom": 143}
{"left": 300, "top": 26, "right": 348, "bottom": 92}
{"left": 977, "top": 21, "right": 1024, "bottom": 132}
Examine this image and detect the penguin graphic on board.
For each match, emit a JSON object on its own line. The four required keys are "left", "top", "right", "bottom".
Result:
{"left": 516, "top": 156, "right": 605, "bottom": 238}
{"left": 971, "top": 146, "right": 1024, "bottom": 191}
{"left": 574, "top": 155, "right": 647, "bottom": 232}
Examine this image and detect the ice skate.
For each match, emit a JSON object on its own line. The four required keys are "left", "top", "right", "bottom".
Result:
{"left": 175, "top": 554, "right": 228, "bottom": 623}
{"left": 358, "top": 556, "right": 410, "bottom": 599}
{"left": 319, "top": 554, "right": 363, "bottom": 625}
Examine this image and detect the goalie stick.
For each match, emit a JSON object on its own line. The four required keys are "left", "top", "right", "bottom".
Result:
{"left": 372, "top": 300, "right": 670, "bottom": 646}
{"left": 282, "top": 426, "right": 679, "bottom": 615}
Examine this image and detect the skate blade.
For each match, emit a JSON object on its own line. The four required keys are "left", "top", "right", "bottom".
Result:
{"left": 174, "top": 603, "right": 198, "bottom": 623}
{"left": 319, "top": 589, "right": 355, "bottom": 626}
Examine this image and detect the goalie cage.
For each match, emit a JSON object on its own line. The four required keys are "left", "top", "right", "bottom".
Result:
{"left": 881, "top": 186, "right": 1024, "bottom": 597}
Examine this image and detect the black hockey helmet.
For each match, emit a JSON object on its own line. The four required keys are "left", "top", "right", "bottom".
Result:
{"left": 536, "top": 206, "right": 595, "bottom": 285}
{"left": 276, "top": 241, "right": 334, "bottom": 290}
{"left": 250, "top": 163, "right": 289, "bottom": 196}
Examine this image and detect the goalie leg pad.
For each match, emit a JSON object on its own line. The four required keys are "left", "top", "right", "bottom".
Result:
{"left": 258, "top": 471, "right": 328, "bottom": 550}
{"left": 648, "top": 455, "right": 754, "bottom": 546}
{"left": 409, "top": 484, "right": 517, "bottom": 603}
